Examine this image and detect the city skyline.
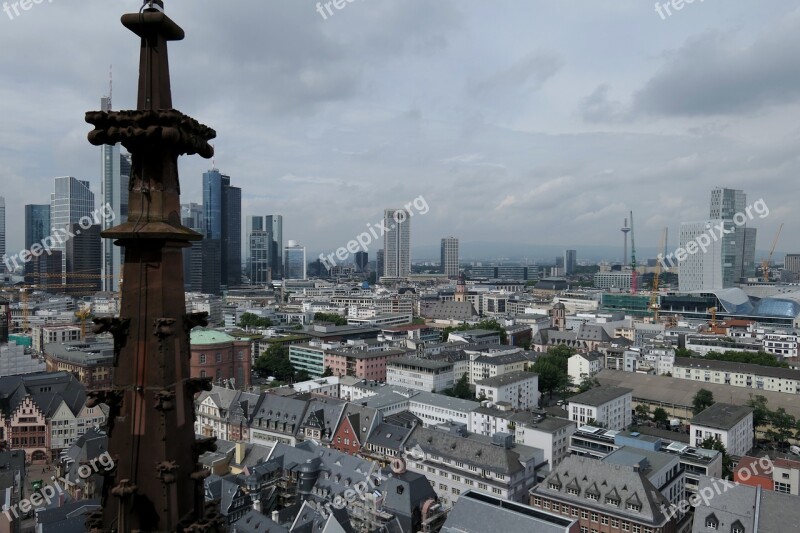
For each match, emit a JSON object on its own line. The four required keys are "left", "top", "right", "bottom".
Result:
{"left": 0, "top": 2, "right": 797, "bottom": 259}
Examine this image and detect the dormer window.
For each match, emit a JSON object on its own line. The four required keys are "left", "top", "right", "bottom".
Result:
{"left": 705, "top": 515, "right": 718, "bottom": 530}
{"left": 626, "top": 503, "right": 641, "bottom": 512}
{"left": 548, "top": 483, "right": 560, "bottom": 490}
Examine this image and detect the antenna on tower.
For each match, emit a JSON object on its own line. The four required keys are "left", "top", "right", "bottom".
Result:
{"left": 108, "top": 65, "right": 113, "bottom": 109}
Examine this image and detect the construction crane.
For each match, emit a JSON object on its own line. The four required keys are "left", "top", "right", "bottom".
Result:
{"left": 75, "top": 307, "right": 92, "bottom": 340}
{"left": 707, "top": 306, "right": 718, "bottom": 330}
{"left": 630, "top": 210, "right": 638, "bottom": 293}
{"left": 650, "top": 228, "right": 668, "bottom": 321}
{"left": 761, "top": 223, "right": 784, "bottom": 282}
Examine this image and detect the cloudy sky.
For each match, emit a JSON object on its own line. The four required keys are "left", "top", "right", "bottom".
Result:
{"left": 1, "top": 0, "right": 799, "bottom": 263}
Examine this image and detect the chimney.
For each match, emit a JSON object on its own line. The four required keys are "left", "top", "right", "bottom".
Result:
{"left": 272, "top": 510, "right": 280, "bottom": 522}
{"left": 235, "top": 441, "right": 246, "bottom": 465}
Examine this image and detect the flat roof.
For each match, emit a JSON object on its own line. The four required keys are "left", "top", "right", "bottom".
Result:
{"left": 568, "top": 386, "right": 633, "bottom": 407}
{"left": 674, "top": 357, "right": 800, "bottom": 381}
{"left": 595, "top": 369, "right": 800, "bottom": 420}
{"left": 476, "top": 370, "right": 538, "bottom": 388}
{"left": 387, "top": 357, "right": 454, "bottom": 371}
{"left": 691, "top": 402, "right": 753, "bottom": 430}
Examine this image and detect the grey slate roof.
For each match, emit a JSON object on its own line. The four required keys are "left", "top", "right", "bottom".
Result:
{"left": 690, "top": 477, "right": 758, "bottom": 533}
{"left": 251, "top": 393, "right": 310, "bottom": 437}
{"left": 442, "top": 490, "right": 575, "bottom": 533}
{"left": 0, "top": 371, "right": 86, "bottom": 418}
{"left": 36, "top": 499, "right": 101, "bottom": 533}
{"left": 568, "top": 386, "right": 632, "bottom": 407}
{"left": 691, "top": 402, "right": 753, "bottom": 430}
{"left": 420, "top": 301, "right": 478, "bottom": 320}
{"left": 534, "top": 455, "right": 672, "bottom": 527}
{"left": 300, "top": 396, "right": 347, "bottom": 441}
{"left": 476, "top": 370, "right": 537, "bottom": 388}
{"left": 366, "top": 422, "right": 414, "bottom": 452}
{"left": 232, "top": 509, "right": 289, "bottom": 532}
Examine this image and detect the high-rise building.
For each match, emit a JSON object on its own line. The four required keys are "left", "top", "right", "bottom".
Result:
{"left": 564, "top": 249, "right": 577, "bottom": 275}
{"left": 785, "top": 254, "right": 800, "bottom": 279}
{"left": 202, "top": 169, "right": 241, "bottom": 288}
{"left": 376, "top": 249, "right": 384, "bottom": 280}
{"left": 247, "top": 216, "right": 271, "bottom": 285}
{"left": 710, "top": 187, "right": 756, "bottom": 281}
{"left": 50, "top": 177, "right": 94, "bottom": 282}
{"left": 65, "top": 223, "right": 101, "bottom": 295}
{"left": 440, "top": 237, "right": 459, "bottom": 278}
{"left": 383, "top": 209, "right": 411, "bottom": 278}
{"left": 181, "top": 202, "right": 221, "bottom": 294}
{"left": 284, "top": 240, "right": 306, "bottom": 280}
{"left": 24, "top": 204, "right": 51, "bottom": 282}
{"left": 0, "top": 196, "right": 5, "bottom": 276}
{"left": 266, "top": 214, "right": 283, "bottom": 278}
{"left": 678, "top": 220, "right": 736, "bottom": 292}
{"left": 355, "top": 251, "right": 369, "bottom": 272}
{"left": 100, "top": 96, "right": 131, "bottom": 293}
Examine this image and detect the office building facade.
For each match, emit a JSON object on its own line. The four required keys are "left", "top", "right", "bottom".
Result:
{"left": 65, "top": 223, "right": 101, "bottom": 295}
{"left": 266, "top": 214, "right": 283, "bottom": 278}
{"left": 383, "top": 209, "right": 411, "bottom": 278}
{"left": 678, "top": 220, "right": 736, "bottom": 292}
{"left": 50, "top": 177, "right": 95, "bottom": 281}
{"left": 202, "top": 169, "right": 241, "bottom": 288}
{"left": 284, "top": 241, "right": 306, "bottom": 280}
{"left": 441, "top": 236, "right": 459, "bottom": 277}
{"left": 355, "top": 251, "right": 368, "bottom": 272}
{"left": 709, "top": 187, "right": 756, "bottom": 281}
{"left": 247, "top": 216, "right": 271, "bottom": 285}
{"left": 564, "top": 249, "right": 577, "bottom": 275}
{"left": 24, "top": 204, "right": 50, "bottom": 281}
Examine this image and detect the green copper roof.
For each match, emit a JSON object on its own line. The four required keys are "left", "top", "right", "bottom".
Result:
{"left": 190, "top": 328, "right": 248, "bottom": 345}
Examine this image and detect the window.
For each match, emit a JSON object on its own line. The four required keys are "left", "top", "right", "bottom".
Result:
{"left": 534, "top": 497, "right": 541, "bottom": 506}
{"left": 627, "top": 503, "right": 641, "bottom": 512}
{"left": 632, "top": 526, "right": 641, "bottom": 533}
{"left": 581, "top": 510, "right": 589, "bottom": 519}
{"left": 705, "top": 518, "right": 718, "bottom": 530}
{"left": 587, "top": 493, "right": 598, "bottom": 501}
{"left": 607, "top": 498, "right": 619, "bottom": 506}
{"left": 601, "top": 516, "right": 609, "bottom": 525}
{"left": 611, "top": 519, "right": 619, "bottom": 528}
{"left": 199, "top": 354, "right": 206, "bottom": 364}
{"left": 215, "top": 353, "right": 222, "bottom": 363}
{"left": 572, "top": 508, "right": 579, "bottom": 517}
{"left": 568, "top": 487, "right": 579, "bottom": 496}
{"left": 542, "top": 500, "right": 550, "bottom": 509}
{"left": 591, "top": 512, "right": 598, "bottom": 522}
{"left": 492, "top": 488, "right": 501, "bottom": 495}
{"left": 732, "top": 527, "right": 744, "bottom": 533}
{"left": 774, "top": 482, "right": 791, "bottom": 494}
{"left": 622, "top": 523, "right": 630, "bottom": 532}
{"left": 581, "top": 528, "right": 589, "bottom": 533}
{"left": 549, "top": 483, "right": 560, "bottom": 490}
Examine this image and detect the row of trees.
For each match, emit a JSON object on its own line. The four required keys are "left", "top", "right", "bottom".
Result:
{"left": 239, "top": 312, "right": 272, "bottom": 329}
{"left": 313, "top": 312, "right": 348, "bottom": 326}
{"left": 675, "top": 348, "right": 790, "bottom": 369}
{"left": 747, "top": 394, "right": 800, "bottom": 448}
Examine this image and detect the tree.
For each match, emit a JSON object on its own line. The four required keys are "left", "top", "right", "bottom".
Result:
{"left": 295, "top": 370, "right": 311, "bottom": 382}
{"left": 635, "top": 404, "right": 650, "bottom": 421}
{"left": 254, "top": 344, "right": 295, "bottom": 382}
{"left": 653, "top": 408, "right": 669, "bottom": 428}
{"left": 239, "top": 312, "right": 272, "bottom": 329}
{"left": 451, "top": 373, "right": 473, "bottom": 400}
{"left": 313, "top": 312, "right": 347, "bottom": 326}
{"left": 767, "top": 408, "right": 797, "bottom": 448}
{"left": 578, "top": 377, "right": 599, "bottom": 393}
{"left": 532, "top": 356, "right": 570, "bottom": 398}
{"left": 675, "top": 347, "right": 694, "bottom": 358}
{"left": 692, "top": 389, "right": 714, "bottom": 415}
{"left": 700, "top": 437, "right": 733, "bottom": 479}
{"left": 747, "top": 394, "right": 770, "bottom": 440}
{"left": 322, "top": 367, "right": 334, "bottom": 378}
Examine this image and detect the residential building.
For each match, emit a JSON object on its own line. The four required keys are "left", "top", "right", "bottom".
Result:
{"left": 783, "top": 254, "right": 800, "bottom": 280}
{"left": 690, "top": 403, "right": 753, "bottom": 457}
{"left": 383, "top": 208, "right": 411, "bottom": 279}
{"left": 531, "top": 455, "right": 677, "bottom": 533}
{"left": 593, "top": 271, "right": 633, "bottom": 290}
{"left": 386, "top": 357, "right": 455, "bottom": 392}
{"left": 283, "top": 240, "right": 306, "bottom": 280}
{"left": 567, "top": 387, "right": 632, "bottom": 430}
{"left": 475, "top": 371, "right": 540, "bottom": 410}
{"left": 441, "top": 237, "right": 459, "bottom": 278}
{"left": 288, "top": 343, "right": 328, "bottom": 378}
{"left": 568, "top": 352, "right": 602, "bottom": 385}
{"left": 190, "top": 328, "right": 252, "bottom": 389}
{"left": 690, "top": 476, "right": 800, "bottom": 533}
{"left": 514, "top": 415, "right": 576, "bottom": 470}
{"left": 734, "top": 455, "right": 800, "bottom": 495}
{"left": 330, "top": 403, "right": 381, "bottom": 455}
{"left": 194, "top": 386, "right": 259, "bottom": 442}
{"left": 32, "top": 325, "right": 81, "bottom": 354}
{"left": 669, "top": 357, "right": 800, "bottom": 394}
{"left": 0, "top": 342, "right": 45, "bottom": 377}
{"left": 407, "top": 392, "right": 479, "bottom": 427}
{"left": 249, "top": 393, "right": 309, "bottom": 447}
{"left": 441, "top": 490, "right": 578, "bottom": 533}
{"left": 324, "top": 346, "right": 410, "bottom": 381}
{"left": 404, "top": 424, "right": 542, "bottom": 506}
{"left": 469, "top": 351, "right": 531, "bottom": 384}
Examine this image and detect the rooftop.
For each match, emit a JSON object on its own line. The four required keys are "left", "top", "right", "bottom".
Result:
{"left": 387, "top": 357, "right": 454, "bottom": 371}
{"left": 568, "top": 386, "right": 633, "bottom": 407}
{"left": 691, "top": 402, "right": 753, "bottom": 431}
{"left": 476, "top": 370, "right": 538, "bottom": 388}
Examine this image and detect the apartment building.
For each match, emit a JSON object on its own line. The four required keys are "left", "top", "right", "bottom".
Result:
{"left": 567, "top": 387, "right": 632, "bottom": 430}
{"left": 690, "top": 403, "right": 753, "bottom": 458}
{"left": 734, "top": 455, "right": 800, "bottom": 495}
{"left": 670, "top": 357, "right": 800, "bottom": 395}
{"left": 568, "top": 352, "right": 602, "bottom": 385}
{"left": 386, "top": 357, "right": 455, "bottom": 392}
{"left": 475, "top": 371, "right": 540, "bottom": 410}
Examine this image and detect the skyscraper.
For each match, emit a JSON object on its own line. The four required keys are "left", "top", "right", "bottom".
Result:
{"left": 284, "top": 240, "right": 306, "bottom": 280}
{"left": 247, "top": 215, "right": 271, "bottom": 285}
{"left": 50, "top": 177, "right": 94, "bottom": 281}
{"left": 24, "top": 204, "right": 51, "bottom": 282}
{"left": 65, "top": 223, "right": 101, "bottom": 295}
{"left": 376, "top": 249, "right": 384, "bottom": 280}
{"left": 181, "top": 202, "right": 221, "bottom": 293}
{"left": 383, "top": 209, "right": 411, "bottom": 278}
{"left": 100, "top": 96, "right": 131, "bottom": 292}
{"left": 440, "top": 237, "right": 459, "bottom": 277}
{"left": 0, "top": 197, "right": 5, "bottom": 276}
{"left": 709, "top": 187, "right": 756, "bottom": 281}
{"left": 355, "top": 251, "right": 369, "bottom": 272}
{"left": 203, "top": 169, "right": 241, "bottom": 288}
{"left": 266, "top": 214, "right": 283, "bottom": 278}
{"left": 678, "top": 220, "right": 736, "bottom": 292}
{"left": 564, "top": 249, "right": 577, "bottom": 275}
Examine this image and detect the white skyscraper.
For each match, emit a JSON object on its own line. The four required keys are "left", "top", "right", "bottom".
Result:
{"left": 710, "top": 187, "right": 756, "bottom": 280}
{"left": 678, "top": 220, "right": 736, "bottom": 292}
{"left": 100, "top": 96, "right": 131, "bottom": 292}
{"left": 440, "top": 237, "right": 459, "bottom": 277}
{"left": 383, "top": 209, "right": 411, "bottom": 279}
